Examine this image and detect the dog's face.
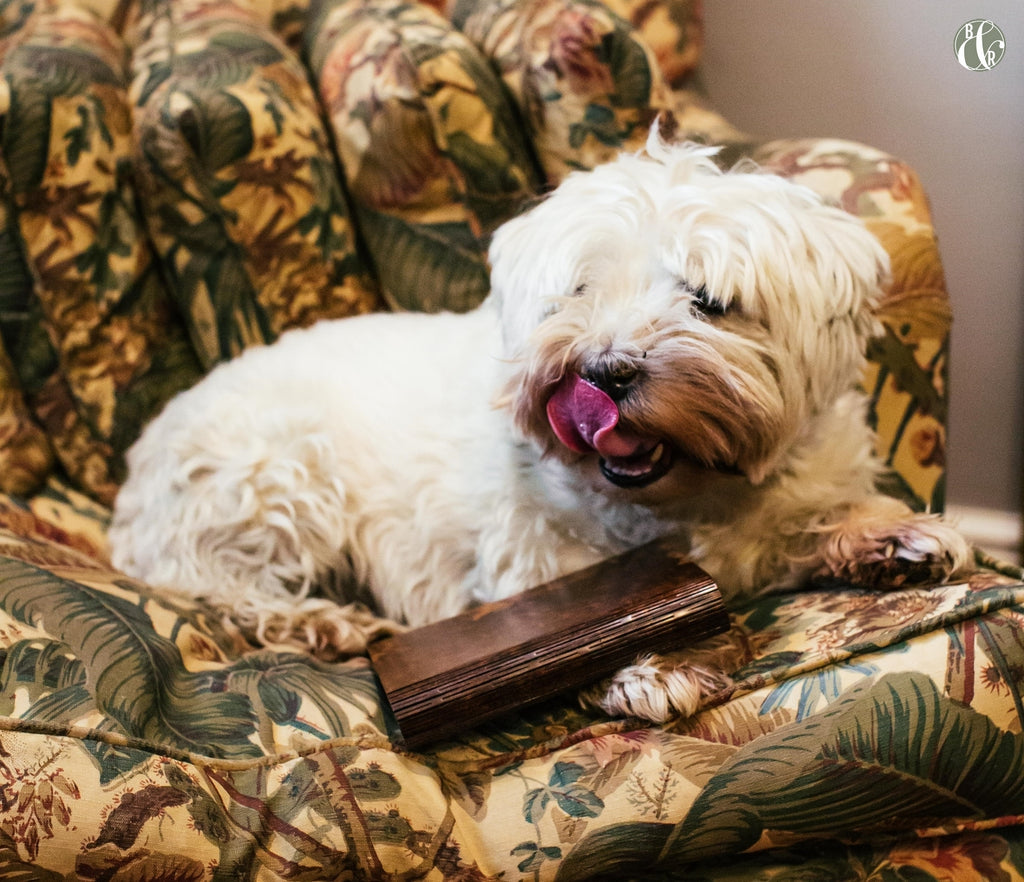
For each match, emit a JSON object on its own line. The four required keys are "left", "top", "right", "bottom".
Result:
{"left": 488, "top": 138, "right": 889, "bottom": 499}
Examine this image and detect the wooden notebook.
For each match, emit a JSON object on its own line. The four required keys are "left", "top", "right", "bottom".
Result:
{"left": 368, "top": 541, "right": 729, "bottom": 748}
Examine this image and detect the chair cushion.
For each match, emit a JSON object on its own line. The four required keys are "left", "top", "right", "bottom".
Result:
{"left": 130, "top": 0, "right": 380, "bottom": 371}
{"left": 451, "top": 0, "right": 672, "bottom": 184}
{"left": 306, "top": 0, "right": 541, "bottom": 312}
{"left": 0, "top": 486, "right": 1021, "bottom": 878}
{"left": 0, "top": 4, "right": 202, "bottom": 503}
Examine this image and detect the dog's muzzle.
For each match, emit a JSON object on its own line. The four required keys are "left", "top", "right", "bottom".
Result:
{"left": 545, "top": 373, "right": 674, "bottom": 488}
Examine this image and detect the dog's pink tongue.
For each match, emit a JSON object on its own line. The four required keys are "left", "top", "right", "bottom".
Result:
{"left": 546, "top": 374, "right": 646, "bottom": 457}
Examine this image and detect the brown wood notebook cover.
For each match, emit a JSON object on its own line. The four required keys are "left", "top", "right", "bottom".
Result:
{"left": 368, "top": 541, "right": 729, "bottom": 748}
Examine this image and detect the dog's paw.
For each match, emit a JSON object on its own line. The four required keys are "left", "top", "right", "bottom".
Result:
{"left": 255, "top": 599, "right": 405, "bottom": 660}
{"left": 816, "top": 503, "right": 974, "bottom": 589}
{"left": 588, "top": 655, "right": 732, "bottom": 724}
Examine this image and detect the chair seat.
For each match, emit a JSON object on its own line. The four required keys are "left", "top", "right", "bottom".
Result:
{"left": 0, "top": 479, "right": 1021, "bottom": 878}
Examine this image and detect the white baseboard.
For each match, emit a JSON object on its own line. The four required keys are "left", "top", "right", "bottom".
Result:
{"left": 945, "top": 504, "right": 1022, "bottom": 565}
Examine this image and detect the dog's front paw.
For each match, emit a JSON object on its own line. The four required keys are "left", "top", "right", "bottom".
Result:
{"left": 817, "top": 502, "right": 973, "bottom": 589}
{"left": 589, "top": 655, "right": 732, "bottom": 724}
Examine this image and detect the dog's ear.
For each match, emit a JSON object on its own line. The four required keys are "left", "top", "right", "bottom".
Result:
{"left": 814, "top": 203, "right": 891, "bottom": 345}
{"left": 784, "top": 198, "right": 890, "bottom": 409}
{"left": 487, "top": 207, "right": 540, "bottom": 355}
{"left": 487, "top": 195, "right": 582, "bottom": 357}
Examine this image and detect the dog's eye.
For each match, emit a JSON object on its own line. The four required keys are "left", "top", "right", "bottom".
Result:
{"left": 685, "top": 284, "right": 728, "bottom": 318}
{"left": 573, "top": 284, "right": 587, "bottom": 297}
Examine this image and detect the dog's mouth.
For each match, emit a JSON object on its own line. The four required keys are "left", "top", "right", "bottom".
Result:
{"left": 599, "top": 440, "right": 674, "bottom": 487}
{"left": 546, "top": 374, "right": 674, "bottom": 488}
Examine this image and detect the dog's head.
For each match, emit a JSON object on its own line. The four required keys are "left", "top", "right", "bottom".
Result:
{"left": 488, "top": 133, "right": 889, "bottom": 496}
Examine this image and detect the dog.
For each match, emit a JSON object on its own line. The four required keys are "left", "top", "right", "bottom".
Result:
{"left": 108, "top": 133, "right": 972, "bottom": 724}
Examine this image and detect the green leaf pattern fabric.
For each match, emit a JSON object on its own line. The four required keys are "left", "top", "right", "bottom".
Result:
{"left": 130, "top": 0, "right": 382, "bottom": 370}
{"left": 0, "top": 494, "right": 1020, "bottom": 878}
{"left": 0, "top": 0, "right": 1018, "bottom": 878}
{"left": 307, "top": 0, "right": 541, "bottom": 311}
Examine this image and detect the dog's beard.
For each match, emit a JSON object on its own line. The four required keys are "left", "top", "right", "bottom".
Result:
{"left": 500, "top": 307, "right": 796, "bottom": 492}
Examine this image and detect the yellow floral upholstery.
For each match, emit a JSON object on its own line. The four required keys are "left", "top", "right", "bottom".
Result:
{"left": 451, "top": 0, "right": 671, "bottom": 182}
{"left": 0, "top": 4, "right": 201, "bottom": 503}
{"left": 131, "top": 0, "right": 381, "bottom": 370}
{"left": 0, "top": 0, "right": 1021, "bottom": 878}
{"left": 307, "top": 0, "right": 540, "bottom": 311}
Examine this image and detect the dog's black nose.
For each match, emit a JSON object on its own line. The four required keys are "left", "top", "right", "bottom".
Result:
{"left": 583, "top": 359, "right": 640, "bottom": 401}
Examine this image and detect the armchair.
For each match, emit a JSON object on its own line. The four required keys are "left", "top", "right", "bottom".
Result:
{"left": 0, "top": 0, "right": 1021, "bottom": 877}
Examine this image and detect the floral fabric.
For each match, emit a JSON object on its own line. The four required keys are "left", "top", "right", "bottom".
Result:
{"left": 0, "top": 0, "right": 1012, "bottom": 878}
{"left": 307, "top": 0, "right": 540, "bottom": 311}
{"left": 131, "top": 0, "right": 381, "bottom": 370}
{"left": 451, "top": 0, "right": 672, "bottom": 183}
{"left": 599, "top": 0, "right": 703, "bottom": 88}
{"left": 0, "top": 328, "right": 52, "bottom": 497}
{"left": 0, "top": 132, "right": 51, "bottom": 497}
{"left": 0, "top": 3, "right": 202, "bottom": 503}
{"left": 0, "top": 496, "right": 1021, "bottom": 878}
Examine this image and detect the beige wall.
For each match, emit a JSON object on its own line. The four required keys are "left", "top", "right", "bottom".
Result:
{"left": 701, "top": 1, "right": 1023, "bottom": 516}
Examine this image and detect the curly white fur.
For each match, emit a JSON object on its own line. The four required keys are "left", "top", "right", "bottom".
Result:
{"left": 108, "top": 133, "right": 971, "bottom": 724}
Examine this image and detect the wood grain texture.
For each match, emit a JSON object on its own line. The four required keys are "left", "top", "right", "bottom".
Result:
{"left": 369, "top": 541, "right": 729, "bottom": 747}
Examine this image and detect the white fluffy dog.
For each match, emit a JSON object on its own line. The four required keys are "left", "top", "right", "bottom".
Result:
{"left": 109, "top": 135, "right": 971, "bottom": 724}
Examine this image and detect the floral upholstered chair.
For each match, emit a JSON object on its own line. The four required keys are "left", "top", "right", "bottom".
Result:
{"left": 0, "top": 0, "right": 1022, "bottom": 878}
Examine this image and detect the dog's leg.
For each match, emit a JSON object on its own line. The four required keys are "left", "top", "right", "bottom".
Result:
{"left": 111, "top": 415, "right": 387, "bottom": 657}
{"left": 811, "top": 495, "right": 974, "bottom": 589}
{"left": 591, "top": 655, "right": 732, "bottom": 723}
{"left": 470, "top": 476, "right": 624, "bottom": 604}
{"left": 251, "top": 596, "right": 404, "bottom": 660}
{"left": 590, "top": 495, "right": 971, "bottom": 725}
{"left": 584, "top": 632, "right": 745, "bottom": 724}
{"left": 692, "top": 488, "right": 973, "bottom": 599}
